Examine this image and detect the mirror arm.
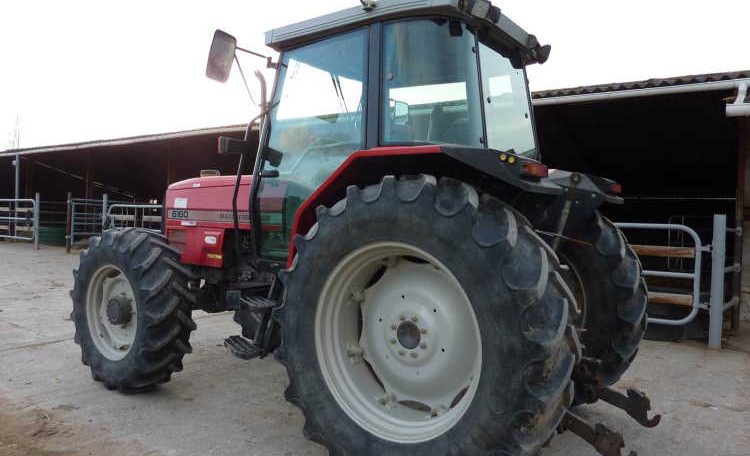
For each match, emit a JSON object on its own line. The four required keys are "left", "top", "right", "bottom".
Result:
{"left": 235, "top": 45, "right": 278, "bottom": 69}
{"left": 234, "top": 55, "right": 259, "bottom": 106}
{"left": 236, "top": 46, "right": 269, "bottom": 60}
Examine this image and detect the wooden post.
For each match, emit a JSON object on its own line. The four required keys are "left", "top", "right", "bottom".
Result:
{"left": 84, "top": 150, "right": 92, "bottom": 200}
{"left": 734, "top": 118, "right": 750, "bottom": 332}
{"left": 166, "top": 144, "right": 173, "bottom": 186}
{"left": 65, "top": 191, "right": 72, "bottom": 253}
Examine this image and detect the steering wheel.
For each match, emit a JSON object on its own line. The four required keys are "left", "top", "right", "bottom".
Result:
{"left": 289, "top": 139, "right": 359, "bottom": 174}
{"left": 280, "top": 140, "right": 360, "bottom": 189}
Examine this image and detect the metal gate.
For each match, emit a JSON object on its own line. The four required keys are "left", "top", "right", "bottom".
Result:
{"left": 616, "top": 214, "right": 739, "bottom": 349}
{"left": 0, "top": 194, "right": 40, "bottom": 249}
{"left": 66, "top": 197, "right": 107, "bottom": 252}
{"left": 66, "top": 196, "right": 161, "bottom": 251}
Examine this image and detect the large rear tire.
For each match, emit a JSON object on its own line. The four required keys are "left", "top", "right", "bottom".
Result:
{"left": 71, "top": 228, "right": 197, "bottom": 393}
{"left": 277, "top": 175, "right": 580, "bottom": 456}
{"left": 558, "top": 213, "right": 647, "bottom": 403}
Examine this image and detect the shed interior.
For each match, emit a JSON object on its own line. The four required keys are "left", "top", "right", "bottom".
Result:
{"left": 534, "top": 88, "right": 747, "bottom": 339}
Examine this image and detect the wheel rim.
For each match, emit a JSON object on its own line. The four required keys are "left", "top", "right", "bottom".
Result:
{"left": 85, "top": 265, "right": 137, "bottom": 361}
{"left": 559, "top": 254, "right": 587, "bottom": 328}
{"left": 315, "top": 242, "right": 482, "bottom": 444}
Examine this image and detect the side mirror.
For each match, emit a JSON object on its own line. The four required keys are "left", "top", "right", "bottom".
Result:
{"left": 206, "top": 30, "right": 237, "bottom": 83}
{"left": 392, "top": 100, "right": 409, "bottom": 125}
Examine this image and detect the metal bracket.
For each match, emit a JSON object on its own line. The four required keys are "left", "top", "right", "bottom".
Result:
{"left": 360, "top": 0, "right": 378, "bottom": 11}
{"left": 599, "top": 387, "right": 662, "bottom": 428}
{"left": 561, "top": 409, "right": 637, "bottom": 456}
{"left": 551, "top": 172, "right": 581, "bottom": 251}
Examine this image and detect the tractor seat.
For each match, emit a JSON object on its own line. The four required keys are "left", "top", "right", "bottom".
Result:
{"left": 441, "top": 117, "right": 470, "bottom": 145}
{"left": 427, "top": 105, "right": 470, "bottom": 146}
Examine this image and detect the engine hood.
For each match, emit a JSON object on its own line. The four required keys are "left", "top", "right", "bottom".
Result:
{"left": 168, "top": 175, "right": 252, "bottom": 191}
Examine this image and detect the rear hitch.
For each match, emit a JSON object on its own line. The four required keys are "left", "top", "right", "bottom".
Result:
{"left": 599, "top": 387, "right": 661, "bottom": 428}
{"left": 560, "top": 409, "right": 637, "bottom": 456}
{"left": 577, "top": 358, "right": 661, "bottom": 428}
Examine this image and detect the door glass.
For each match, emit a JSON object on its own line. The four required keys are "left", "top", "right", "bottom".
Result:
{"left": 478, "top": 42, "right": 536, "bottom": 156}
{"left": 260, "top": 28, "right": 367, "bottom": 259}
{"left": 382, "top": 20, "right": 483, "bottom": 147}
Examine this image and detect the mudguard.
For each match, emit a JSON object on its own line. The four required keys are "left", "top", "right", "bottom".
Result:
{"left": 286, "top": 145, "right": 621, "bottom": 263}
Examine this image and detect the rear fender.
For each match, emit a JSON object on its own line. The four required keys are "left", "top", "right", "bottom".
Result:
{"left": 287, "top": 145, "right": 563, "bottom": 265}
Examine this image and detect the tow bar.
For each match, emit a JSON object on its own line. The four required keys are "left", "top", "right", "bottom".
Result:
{"left": 561, "top": 387, "right": 661, "bottom": 456}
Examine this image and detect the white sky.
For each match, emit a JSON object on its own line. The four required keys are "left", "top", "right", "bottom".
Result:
{"left": 1, "top": 0, "right": 748, "bottom": 150}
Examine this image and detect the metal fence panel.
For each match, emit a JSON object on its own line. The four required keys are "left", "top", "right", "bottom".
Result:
{"left": 66, "top": 196, "right": 159, "bottom": 252}
{"left": 0, "top": 194, "right": 40, "bottom": 248}
{"left": 106, "top": 204, "right": 162, "bottom": 231}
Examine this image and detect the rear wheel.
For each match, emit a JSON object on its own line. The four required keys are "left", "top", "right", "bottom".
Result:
{"left": 71, "top": 228, "right": 196, "bottom": 392}
{"left": 277, "top": 175, "right": 580, "bottom": 455}
{"left": 558, "top": 213, "right": 647, "bottom": 403}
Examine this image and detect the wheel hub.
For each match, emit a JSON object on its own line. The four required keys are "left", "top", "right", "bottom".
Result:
{"left": 396, "top": 320, "right": 421, "bottom": 349}
{"left": 315, "top": 243, "right": 482, "bottom": 444}
{"left": 85, "top": 265, "right": 138, "bottom": 361}
{"left": 106, "top": 295, "right": 133, "bottom": 326}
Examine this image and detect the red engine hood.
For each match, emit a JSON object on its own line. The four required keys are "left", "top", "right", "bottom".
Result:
{"left": 168, "top": 175, "right": 253, "bottom": 191}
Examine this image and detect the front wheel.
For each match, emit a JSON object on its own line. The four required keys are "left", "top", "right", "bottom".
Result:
{"left": 277, "top": 175, "right": 580, "bottom": 455}
{"left": 70, "top": 228, "right": 196, "bottom": 392}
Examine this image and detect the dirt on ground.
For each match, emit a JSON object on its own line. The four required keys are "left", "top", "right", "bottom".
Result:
{"left": 1, "top": 242, "right": 749, "bottom": 456}
{"left": 0, "top": 398, "right": 151, "bottom": 456}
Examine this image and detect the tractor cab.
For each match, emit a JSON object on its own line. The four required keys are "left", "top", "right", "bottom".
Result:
{"left": 198, "top": 0, "right": 553, "bottom": 262}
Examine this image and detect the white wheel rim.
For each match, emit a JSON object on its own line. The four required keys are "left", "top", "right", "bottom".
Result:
{"left": 315, "top": 242, "right": 482, "bottom": 444}
{"left": 85, "top": 265, "right": 137, "bottom": 361}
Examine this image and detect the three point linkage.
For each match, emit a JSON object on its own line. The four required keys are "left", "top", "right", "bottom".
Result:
{"left": 560, "top": 387, "right": 662, "bottom": 456}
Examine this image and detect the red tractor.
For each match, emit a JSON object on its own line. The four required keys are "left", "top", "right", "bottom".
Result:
{"left": 71, "top": 2, "right": 659, "bottom": 455}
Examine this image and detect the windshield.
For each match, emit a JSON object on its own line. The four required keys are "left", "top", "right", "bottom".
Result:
{"left": 266, "top": 29, "right": 367, "bottom": 188}
{"left": 260, "top": 28, "right": 367, "bottom": 258}
{"left": 382, "top": 19, "right": 537, "bottom": 156}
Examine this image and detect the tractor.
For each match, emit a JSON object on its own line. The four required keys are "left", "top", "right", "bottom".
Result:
{"left": 70, "top": 1, "right": 660, "bottom": 455}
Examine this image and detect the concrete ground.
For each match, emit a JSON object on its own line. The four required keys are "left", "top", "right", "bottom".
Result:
{"left": 0, "top": 242, "right": 748, "bottom": 456}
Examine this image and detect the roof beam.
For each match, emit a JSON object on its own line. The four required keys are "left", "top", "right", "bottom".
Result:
{"left": 532, "top": 78, "right": 750, "bottom": 107}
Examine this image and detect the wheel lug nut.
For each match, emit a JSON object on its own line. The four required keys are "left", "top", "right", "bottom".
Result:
{"left": 399, "top": 315, "right": 406, "bottom": 321}
{"left": 390, "top": 338, "right": 397, "bottom": 345}
{"left": 411, "top": 316, "right": 418, "bottom": 322}
{"left": 410, "top": 352, "right": 418, "bottom": 358}
{"left": 420, "top": 328, "right": 427, "bottom": 335}
{"left": 420, "top": 342, "right": 427, "bottom": 349}
{"left": 347, "top": 345, "right": 364, "bottom": 357}
{"left": 398, "top": 350, "right": 406, "bottom": 356}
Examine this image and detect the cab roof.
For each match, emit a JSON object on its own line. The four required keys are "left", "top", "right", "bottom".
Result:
{"left": 264, "top": 0, "right": 550, "bottom": 65}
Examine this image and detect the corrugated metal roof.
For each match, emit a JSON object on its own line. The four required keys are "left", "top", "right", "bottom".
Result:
{"left": 0, "top": 124, "right": 247, "bottom": 157}
{"left": 4, "top": 70, "right": 748, "bottom": 157}
{"left": 533, "top": 70, "right": 750, "bottom": 99}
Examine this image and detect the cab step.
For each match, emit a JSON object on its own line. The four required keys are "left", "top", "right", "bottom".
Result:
{"left": 240, "top": 295, "right": 278, "bottom": 311}
{"left": 224, "top": 335, "right": 263, "bottom": 360}
{"left": 225, "top": 290, "right": 278, "bottom": 312}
